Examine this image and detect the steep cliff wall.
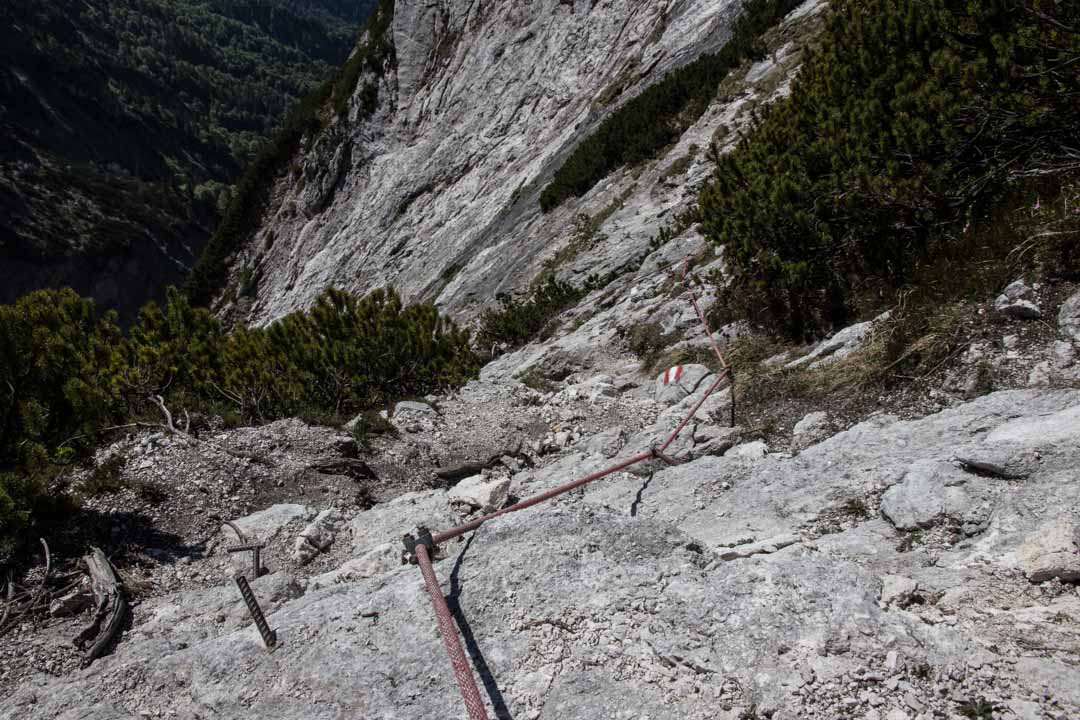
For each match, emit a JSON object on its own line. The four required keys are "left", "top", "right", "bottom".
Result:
{"left": 229, "top": 0, "right": 748, "bottom": 325}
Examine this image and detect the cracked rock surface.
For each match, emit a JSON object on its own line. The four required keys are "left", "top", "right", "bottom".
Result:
{"left": 5, "top": 388, "right": 1080, "bottom": 720}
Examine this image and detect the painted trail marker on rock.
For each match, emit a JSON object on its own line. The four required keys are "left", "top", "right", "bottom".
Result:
{"left": 406, "top": 255, "right": 738, "bottom": 719}
{"left": 662, "top": 365, "right": 684, "bottom": 385}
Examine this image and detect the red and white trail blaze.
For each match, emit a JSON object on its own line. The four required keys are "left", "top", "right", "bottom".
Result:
{"left": 408, "top": 256, "right": 734, "bottom": 720}
{"left": 662, "top": 365, "right": 684, "bottom": 385}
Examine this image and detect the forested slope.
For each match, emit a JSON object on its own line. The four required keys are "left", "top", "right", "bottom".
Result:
{"left": 0, "top": 0, "right": 377, "bottom": 320}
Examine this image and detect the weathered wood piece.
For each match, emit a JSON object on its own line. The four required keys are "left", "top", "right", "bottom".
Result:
{"left": 435, "top": 442, "right": 532, "bottom": 483}
{"left": 73, "top": 547, "right": 127, "bottom": 667}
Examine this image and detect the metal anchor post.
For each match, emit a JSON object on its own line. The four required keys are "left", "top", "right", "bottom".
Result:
{"left": 226, "top": 542, "right": 266, "bottom": 579}
{"left": 234, "top": 574, "right": 278, "bottom": 651}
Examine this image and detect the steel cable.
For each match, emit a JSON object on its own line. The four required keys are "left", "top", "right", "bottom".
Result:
{"left": 415, "top": 542, "right": 490, "bottom": 720}
{"left": 409, "top": 255, "right": 734, "bottom": 717}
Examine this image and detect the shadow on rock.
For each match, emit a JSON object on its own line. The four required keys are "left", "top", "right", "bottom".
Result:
{"left": 446, "top": 533, "right": 514, "bottom": 720}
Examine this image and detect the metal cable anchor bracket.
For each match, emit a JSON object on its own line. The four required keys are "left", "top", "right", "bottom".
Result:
{"left": 402, "top": 526, "right": 438, "bottom": 566}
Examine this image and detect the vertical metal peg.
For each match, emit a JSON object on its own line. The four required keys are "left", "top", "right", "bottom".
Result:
{"left": 234, "top": 574, "right": 278, "bottom": 652}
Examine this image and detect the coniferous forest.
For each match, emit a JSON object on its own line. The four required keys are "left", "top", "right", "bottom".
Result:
{"left": 0, "top": 0, "right": 378, "bottom": 319}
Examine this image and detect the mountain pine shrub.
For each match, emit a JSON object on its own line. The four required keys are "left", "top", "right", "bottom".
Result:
{"left": 539, "top": 0, "right": 803, "bottom": 212}
{"left": 0, "top": 284, "right": 476, "bottom": 553}
{"left": 699, "top": 0, "right": 1080, "bottom": 336}
{"left": 476, "top": 276, "right": 587, "bottom": 353}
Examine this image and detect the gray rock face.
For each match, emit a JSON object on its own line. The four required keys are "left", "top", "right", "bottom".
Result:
{"left": 879, "top": 460, "right": 970, "bottom": 530}
{"left": 232, "top": 0, "right": 749, "bottom": 326}
{"left": 792, "top": 410, "right": 832, "bottom": 450}
{"left": 1059, "top": 290, "right": 1080, "bottom": 342}
{"left": 984, "top": 403, "right": 1080, "bottom": 445}
{"left": 1015, "top": 517, "right": 1080, "bottom": 582}
{"left": 5, "top": 390, "right": 1080, "bottom": 718}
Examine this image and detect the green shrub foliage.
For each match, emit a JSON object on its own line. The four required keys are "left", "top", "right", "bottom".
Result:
{"left": 476, "top": 276, "right": 588, "bottom": 352}
{"left": 699, "top": 0, "right": 1080, "bottom": 335}
{"left": 539, "top": 0, "right": 803, "bottom": 212}
{"left": 0, "top": 285, "right": 476, "bottom": 550}
{"left": 0, "top": 289, "right": 125, "bottom": 469}
{"left": 332, "top": 0, "right": 397, "bottom": 117}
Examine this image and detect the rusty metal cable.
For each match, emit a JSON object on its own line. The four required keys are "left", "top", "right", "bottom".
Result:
{"left": 683, "top": 271, "right": 731, "bottom": 371}
{"left": 433, "top": 448, "right": 654, "bottom": 544}
{"left": 409, "top": 254, "right": 737, "bottom": 718}
{"left": 414, "top": 542, "right": 490, "bottom": 720}
{"left": 679, "top": 258, "right": 737, "bottom": 427}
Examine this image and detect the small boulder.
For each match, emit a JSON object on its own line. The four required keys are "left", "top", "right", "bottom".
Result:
{"left": 997, "top": 299, "right": 1042, "bottom": 320}
{"left": 717, "top": 533, "right": 799, "bottom": 561}
{"left": 49, "top": 588, "right": 92, "bottom": 617}
{"left": 309, "top": 543, "right": 398, "bottom": 590}
{"left": 394, "top": 400, "right": 437, "bottom": 416}
{"left": 953, "top": 444, "right": 1032, "bottom": 479}
{"left": 879, "top": 575, "right": 921, "bottom": 609}
{"left": 293, "top": 509, "right": 346, "bottom": 565}
{"left": 726, "top": 440, "right": 768, "bottom": 459}
{"left": 654, "top": 364, "right": 712, "bottom": 406}
{"left": 561, "top": 375, "right": 619, "bottom": 403}
{"left": 994, "top": 279, "right": 1041, "bottom": 319}
{"left": 447, "top": 474, "right": 511, "bottom": 514}
{"left": 586, "top": 381, "right": 618, "bottom": 402}
{"left": 792, "top": 411, "right": 833, "bottom": 451}
{"left": 879, "top": 460, "right": 969, "bottom": 530}
{"left": 1027, "top": 360, "right": 1053, "bottom": 387}
{"left": 226, "top": 504, "right": 313, "bottom": 545}
{"left": 584, "top": 427, "right": 626, "bottom": 459}
{"left": 1058, "top": 290, "right": 1080, "bottom": 342}
{"left": 690, "top": 425, "right": 743, "bottom": 460}
{"left": 1000, "top": 278, "right": 1034, "bottom": 301}
{"left": 763, "top": 350, "right": 794, "bottom": 367}
{"left": 1015, "top": 517, "right": 1080, "bottom": 583}
{"left": 658, "top": 384, "right": 732, "bottom": 427}
{"left": 1052, "top": 340, "right": 1077, "bottom": 369}
{"left": 785, "top": 312, "right": 889, "bottom": 370}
